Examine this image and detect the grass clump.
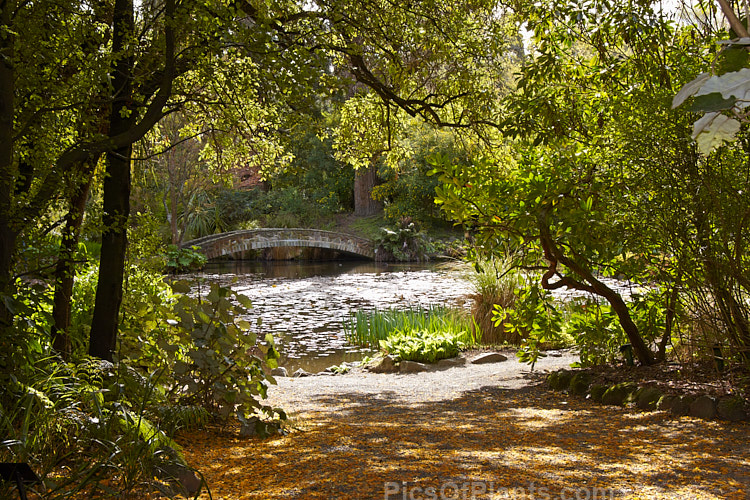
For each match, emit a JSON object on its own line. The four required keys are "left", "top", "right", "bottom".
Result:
{"left": 465, "top": 257, "right": 526, "bottom": 345}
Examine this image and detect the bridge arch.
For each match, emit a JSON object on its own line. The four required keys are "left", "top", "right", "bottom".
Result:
{"left": 182, "top": 228, "right": 376, "bottom": 260}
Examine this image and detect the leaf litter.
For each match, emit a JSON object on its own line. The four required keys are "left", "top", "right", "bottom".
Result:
{"left": 174, "top": 374, "right": 750, "bottom": 500}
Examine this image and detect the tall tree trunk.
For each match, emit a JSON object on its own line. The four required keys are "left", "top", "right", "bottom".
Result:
{"left": 52, "top": 168, "right": 94, "bottom": 357}
{"left": 0, "top": 0, "right": 16, "bottom": 330}
{"left": 89, "top": 0, "right": 135, "bottom": 361}
{"left": 354, "top": 163, "right": 382, "bottom": 216}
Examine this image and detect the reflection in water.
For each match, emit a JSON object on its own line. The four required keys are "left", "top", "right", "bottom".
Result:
{"left": 194, "top": 260, "right": 473, "bottom": 373}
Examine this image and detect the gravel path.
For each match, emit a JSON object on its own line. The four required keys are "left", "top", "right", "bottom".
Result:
{"left": 265, "top": 350, "right": 579, "bottom": 414}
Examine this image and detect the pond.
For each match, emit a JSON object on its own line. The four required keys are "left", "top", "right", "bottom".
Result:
{"left": 194, "top": 260, "right": 474, "bottom": 373}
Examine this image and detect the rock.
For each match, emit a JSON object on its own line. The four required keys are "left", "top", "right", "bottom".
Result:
{"left": 717, "top": 396, "right": 748, "bottom": 422}
{"left": 568, "top": 372, "right": 591, "bottom": 395}
{"left": 368, "top": 355, "right": 399, "bottom": 374}
{"left": 656, "top": 395, "right": 678, "bottom": 412}
{"left": 436, "top": 356, "right": 467, "bottom": 368}
{"left": 589, "top": 384, "right": 608, "bottom": 403}
{"left": 470, "top": 352, "right": 508, "bottom": 364}
{"left": 689, "top": 395, "right": 717, "bottom": 420}
{"left": 670, "top": 395, "right": 695, "bottom": 416}
{"left": 271, "top": 367, "right": 288, "bottom": 377}
{"left": 292, "top": 368, "right": 311, "bottom": 378}
{"left": 635, "top": 387, "right": 662, "bottom": 410}
{"left": 154, "top": 447, "right": 202, "bottom": 497}
{"left": 400, "top": 360, "right": 429, "bottom": 374}
{"left": 601, "top": 382, "right": 637, "bottom": 406}
{"left": 239, "top": 416, "right": 262, "bottom": 437}
{"left": 549, "top": 370, "right": 574, "bottom": 391}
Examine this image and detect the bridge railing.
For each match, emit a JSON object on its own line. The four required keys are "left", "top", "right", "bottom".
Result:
{"left": 181, "top": 228, "right": 376, "bottom": 260}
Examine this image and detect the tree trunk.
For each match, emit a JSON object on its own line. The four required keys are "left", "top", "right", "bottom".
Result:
{"left": 537, "top": 210, "right": 655, "bottom": 365}
{"left": 89, "top": 0, "right": 135, "bottom": 361}
{"left": 52, "top": 169, "right": 94, "bottom": 357}
{"left": 354, "top": 164, "right": 382, "bottom": 216}
{"left": 0, "top": 0, "right": 16, "bottom": 329}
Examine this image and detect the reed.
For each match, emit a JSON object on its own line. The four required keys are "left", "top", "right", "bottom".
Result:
{"left": 343, "top": 304, "right": 479, "bottom": 347}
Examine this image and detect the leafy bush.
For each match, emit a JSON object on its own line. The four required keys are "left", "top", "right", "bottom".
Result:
{"left": 165, "top": 244, "right": 207, "bottom": 273}
{"left": 565, "top": 300, "right": 628, "bottom": 367}
{"left": 380, "top": 330, "right": 464, "bottom": 363}
{"left": 164, "top": 281, "right": 284, "bottom": 424}
{"left": 373, "top": 217, "right": 432, "bottom": 262}
{"left": 496, "top": 283, "right": 565, "bottom": 369}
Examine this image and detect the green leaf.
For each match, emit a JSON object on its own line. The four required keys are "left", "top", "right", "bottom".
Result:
{"left": 171, "top": 280, "right": 192, "bottom": 294}
{"left": 237, "top": 294, "right": 253, "bottom": 309}
{"left": 687, "top": 92, "right": 737, "bottom": 112}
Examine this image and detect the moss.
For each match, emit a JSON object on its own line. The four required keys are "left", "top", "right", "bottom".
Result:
{"left": 568, "top": 372, "right": 591, "bottom": 395}
{"left": 589, "top": 384, "right": 608, "bottom": 403}
{"left": 601, "top": 382, "right": 638, "bottom": 406}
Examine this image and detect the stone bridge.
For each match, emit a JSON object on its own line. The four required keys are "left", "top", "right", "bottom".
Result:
{"left": 181, "top": 228, "right": 376, "bottom": 260}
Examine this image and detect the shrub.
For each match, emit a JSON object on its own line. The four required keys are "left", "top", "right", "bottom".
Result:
{"left": 373, "top": 217, "right": 433, "bottom": 262}
{"left": 380, "top": 330, "right": 464, "bottom": 363}
{"left": 165, "top": 244, "right": 207, "bottom": 273}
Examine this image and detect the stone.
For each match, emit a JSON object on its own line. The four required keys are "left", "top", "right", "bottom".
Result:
{"left": 670, "top": 395, "right": 695, "bottom": 416}
{"left": 549, "top": 370, "right": 574, "bottom": 391}
{"left": 635, "top": 387, "right": 662, "bottom": 410}
{"left": 400, "top": 360, "right": 429, "bottom": 374}
{"left": 717, "top": 396, "right": 748, "bottom": 422}
{"left": 271, "top": 367, "right": 288, "bottom": 377}
{"left": 470, "top": 352, "right": 508, "bottom": 364}
{"left": 292, "top": 368, "right": 311, "bottom": 378}
{"left": 154, "top": 447, "right": 202, "bottom": 497}
{"left": 589, "top": 384, "right": 608, "bottom": 403}
{"left": 436, "top": 356, "right": 467, "bottom": 368}
{"left": 601, "top": 382, "right": 637, "bottom": 406}
{"left": 689, "top": 395, "right": 717, "bottom": 420}
{"left": 175, "top": 467, "right": 202, "bottom": 497}
{"left": 656, "top": 395, "right": 679, "bottom": 412}
{"left": 368, "top": 355, "right": 399, "bottom": 374}
{"left": 239, "top": 416, "right": 262, "bottom": 438}
{"left": 568, "top": 372, "right": 591, "bottom": 395}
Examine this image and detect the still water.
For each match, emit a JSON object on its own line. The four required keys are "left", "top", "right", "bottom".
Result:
{"left": 195, "top": 260, "right": 473, "bottom": 373}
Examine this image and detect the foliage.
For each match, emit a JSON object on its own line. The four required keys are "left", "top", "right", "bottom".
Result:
{"left": 371, "top": 129, "right": 470, "bottom": 229}
{"left": 120, "top": 279, "right": 284, "bottom": 425}
{"left": 671, "top": 2, "right": 750, "bottom": 154}
{"left": 373, "top": 218, "right": 433, "bottom": 262}
{"left": 380, "top": 330, "right": 464, "bottom": 364}
{"left": 496, "top": 283, "right": 564, "bottom": 370}
{"left": 465, "top": 256, "right": 527, "bottom": 345}
{"left": 565, "top": 300, "right": 628, "bottom": 368}
{"left": 165, "top": 245, "right": 207, "bottom": 274}
{"left": 0, "top": 349, "right": 205, "bottom": 498}
{"left": 344, "top": 305, "right": 478, "bottom": 348}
